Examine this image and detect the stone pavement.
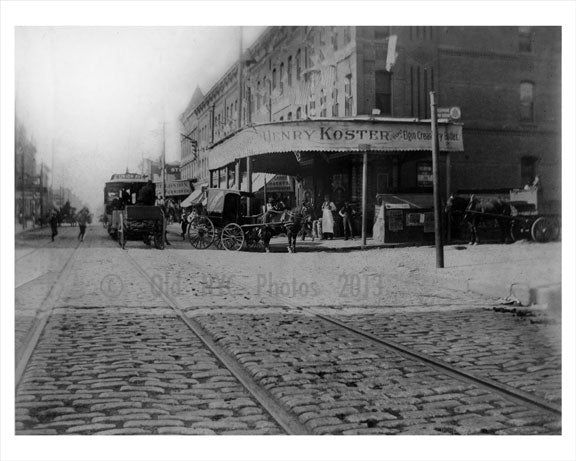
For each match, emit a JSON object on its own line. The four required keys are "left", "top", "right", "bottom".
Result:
{"left": 14, "top": 225, "right": 563, "bottom": 436}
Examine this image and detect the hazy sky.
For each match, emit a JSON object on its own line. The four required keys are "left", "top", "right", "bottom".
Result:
{"left": 15, "top": 26, "right": 266, "bottom": 212}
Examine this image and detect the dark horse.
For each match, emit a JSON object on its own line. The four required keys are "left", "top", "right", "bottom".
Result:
{"left": 445, "top": 194, "right": 512, "bottom": 244}
{"left": 258, "top": 205, "right": 308, "bottom": 253}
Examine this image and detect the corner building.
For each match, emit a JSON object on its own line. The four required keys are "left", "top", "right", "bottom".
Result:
{"left": 179, "top": 26, "right": 560, "bottom": 233}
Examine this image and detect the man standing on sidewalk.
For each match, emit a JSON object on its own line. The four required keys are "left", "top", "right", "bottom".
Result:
{"left": 339, "top": 201, "right": 355, "bottom": 240}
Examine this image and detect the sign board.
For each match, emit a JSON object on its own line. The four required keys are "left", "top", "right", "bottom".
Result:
{"left": 266, "top": 175, "right": 293, "bottom": 193}
{"left": 154, "top": 180, "right": 192, "bottom": 197}
{"left": 437, "top": 107, "right": 461, "bottom": 120}
{"left": 209, "top": 120, "right": 464, "bottom": 170}
{"left": 387, "top": 209, "right": 404, "bottom": 232}
{"left": 417, "top": 163, "right": 433, "bottom": 187}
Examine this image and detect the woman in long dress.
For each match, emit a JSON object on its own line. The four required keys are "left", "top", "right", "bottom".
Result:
{"left": 321, "top": 195, "right": 336, "bottom": 240}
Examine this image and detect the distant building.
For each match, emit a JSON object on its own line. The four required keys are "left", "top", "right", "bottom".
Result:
{"left": 179, "top": 26, "right": 560, "bottom": 229}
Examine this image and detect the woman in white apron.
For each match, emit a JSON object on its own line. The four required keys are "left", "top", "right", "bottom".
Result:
{"left": 321, "top": 195, "right": 336, "bottom": 239}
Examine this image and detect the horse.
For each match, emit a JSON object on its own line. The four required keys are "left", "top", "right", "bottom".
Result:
{"left": 445, "top": 194, "right": 512, "bottom": 245}
{"left": 258, "top": 204, "right": 308, "bottom": 253}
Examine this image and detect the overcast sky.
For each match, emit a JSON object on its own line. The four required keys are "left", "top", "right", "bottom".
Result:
{"left": 15, "top": 26, "right": 266, "bottom": 212}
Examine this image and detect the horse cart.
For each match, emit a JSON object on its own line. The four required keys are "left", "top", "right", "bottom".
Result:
{"left": 115, "top": 205, "right": 166, "bottom": 250}
{"left": 187, "top": 188, "right": 303, "bottom": 252}
{"left": 508, "top": 188, "right": 560, "bottom": 243}
{"left": 447, "top": 187, "right": 560, "bottom": 244}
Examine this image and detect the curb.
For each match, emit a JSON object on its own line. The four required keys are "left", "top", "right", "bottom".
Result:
{"left": 423, "top": 272, "right": 562, "bottom": 314}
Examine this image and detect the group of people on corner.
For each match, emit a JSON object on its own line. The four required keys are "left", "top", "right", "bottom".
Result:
{"left": 313, "top": 195, "right": 357, "bottom": 241}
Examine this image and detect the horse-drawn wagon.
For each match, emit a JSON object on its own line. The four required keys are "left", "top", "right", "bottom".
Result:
{"left": 446, "top": 187, "right": 560, "bottom": 244}
{"left": 186, "top": 188, "right": 307, "bottom": 252}
{"left": 116, "top": 205, "right": 166, "bottom": 250}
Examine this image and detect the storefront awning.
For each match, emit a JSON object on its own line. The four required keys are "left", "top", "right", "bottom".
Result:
{"left": 180, "top": 183, "right": 208, "bottom": 208}
{"left": 208, "top": 118, "right": 464, "bottom": 171}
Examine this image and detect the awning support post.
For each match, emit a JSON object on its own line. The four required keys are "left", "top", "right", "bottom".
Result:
{"left": 446, "top": 152, "right": 451, "bottom": 244}
{"left": 246, "top": 156, "right": 252, "bottom": 214}
{"left": 361, "top": 150, "right": 368, "bottom": 248}
{"left": 235, "top": 160, "right": 241, "bottom": 191}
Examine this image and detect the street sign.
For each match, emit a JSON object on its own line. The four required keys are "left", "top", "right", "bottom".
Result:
{"left": 437, "top": 106, "right": 461, "bottom": 120}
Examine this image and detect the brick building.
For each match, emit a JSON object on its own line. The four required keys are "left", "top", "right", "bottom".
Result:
{"left": 179, "top": 26, "right": 560, "bottom": 232}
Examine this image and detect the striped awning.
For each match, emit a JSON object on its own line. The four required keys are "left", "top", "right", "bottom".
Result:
{"left": 208, "top": 118, "right": 464, "bottom": 171}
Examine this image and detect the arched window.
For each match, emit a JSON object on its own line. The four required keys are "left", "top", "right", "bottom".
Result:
{"left": 287, "top": 56, "right": 292, "bottom": 86}
{"left": 296, "top": 107, "right": 301, "bottom": 119}
{"left": 279, "top": 62, "right": 284, "bottom": 93}
{"left": 287, "top": 112, "right": 292, "bottom": 121}
{"left": 272, "top": 68, "right": 277, "bottom": 89}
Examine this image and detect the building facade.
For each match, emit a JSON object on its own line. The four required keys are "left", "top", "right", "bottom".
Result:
{"left": 179, "top": 26, "right": 561, "bottom": 230}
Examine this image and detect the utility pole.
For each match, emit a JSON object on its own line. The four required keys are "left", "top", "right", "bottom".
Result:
{"left": 40, "top": 162, "right": 44, "bottom": 226}
{"left": 361, "top": 149, "right": 368, "bottom": 248}
{"left": 430, "top": 91, "right": 444, "bottom": 268}
{"left": 21, "top": 145, "right": 25, "bottom": 219}
{"left": 162, "top": 122, "right": 166, "bottom": 200}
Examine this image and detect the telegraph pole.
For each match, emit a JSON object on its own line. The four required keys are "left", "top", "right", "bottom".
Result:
{"left": 40, "top": 162, "right": 44, "bottom": 226}
{"left": 430, "top": 91, "right": 444, "bottom": 268}
{"left": 162, "top": 122, "right": 166, "bottom": 200}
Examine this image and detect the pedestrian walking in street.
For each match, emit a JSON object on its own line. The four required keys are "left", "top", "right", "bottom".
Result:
{"left": 77, "top": 208, "right": 88, "bottom": 242}
{"left": 49, "top": 210, "right": 58, "bottom": 242}
{"left": 321, "top": 195, "right": 336, "bottom": 240}
{"left": 339, "top": 201, "right": 355, "bottom": 240}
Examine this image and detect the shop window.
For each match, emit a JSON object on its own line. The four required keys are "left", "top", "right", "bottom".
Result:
{"left": 520, "top": 81, "right": 534, "bottom": 122}
{"left": 521, "top": 156, "right": 537, "bottom": 186}
{"left": 375, "top": 70, "right": 392, "bottom": 116}
{"left": 519, "top": 26, "right": 533, "bottom": 53}
{"left": 344, "top": 74, "right": 353, "bottom": 116}
{"left": 417, "top": 162, "right": 433, "bottom": 188}
{"left": 287, "top": 56, "right": 292, "bottom": 86}
{"left": 375, "top": 26, "right": 390, "bottom": 40}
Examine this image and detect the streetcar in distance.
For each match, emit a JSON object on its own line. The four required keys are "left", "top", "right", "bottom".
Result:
{"left": 104, "top": 172, "right": 149, "bottom": 238}
{"left": 103, "top": 172, "right": 166, "bottom": 249}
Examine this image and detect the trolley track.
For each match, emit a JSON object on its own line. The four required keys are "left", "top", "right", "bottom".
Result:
{"left": 144, "top": 248, "right": 561, "bottom": 419}
{"left": 124, "top": 251, "right": 309, "bottom": 435}
{"left": 15, "top": 240, "right": 82, "bottom": 388}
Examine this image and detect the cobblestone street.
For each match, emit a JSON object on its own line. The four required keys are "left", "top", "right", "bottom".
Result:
{"left": 12, "top": 224, "right": 562, "bottom": 438}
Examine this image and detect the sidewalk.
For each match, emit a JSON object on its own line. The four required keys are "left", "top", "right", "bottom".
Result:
{"left": 408, "top": 241, "right": 562, "bottom": 313}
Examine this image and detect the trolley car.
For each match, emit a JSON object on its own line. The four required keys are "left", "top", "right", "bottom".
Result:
{"left": 103, "top": 173, "right": 165, "bottom": 249}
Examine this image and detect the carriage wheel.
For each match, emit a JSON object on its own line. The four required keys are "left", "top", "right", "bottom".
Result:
{"left": 221, "top": 223, "right": 245, "bottom": 251}
{"left": 531, "top": 217, "right": 560, "bottom": 243}
{"left": 188, "top": 216, "right": 214, "bottom": 249}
